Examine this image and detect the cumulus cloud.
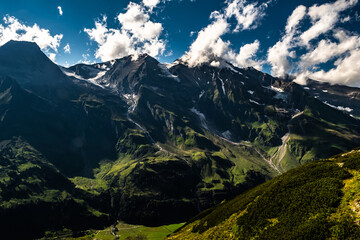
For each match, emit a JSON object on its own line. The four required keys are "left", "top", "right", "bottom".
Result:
{"left": 225, "top": 0, "right": 270, "bottom": 32}
{"left": 341, "top": 15, "right": 351, "bottom": 22}
{"left": 0, "top": 15, "right": 63, "bottom": 60}
{"left": 228, "top": 40, "right": 262, "bottom": 69}
{"left": 80, "top": 53, "right": 92, "bottom": 64}
{"left": 300, "top": 0, "right": 357, "bottom": 46}
{"left": 267, "top": 5, "right": 306, "bottom": 76}
{"left": 307, "top": 49, "right": 360, "bottom": 87}
{"left": 143, "top": 0, "right": 160, "bottom": 11}
{"left": 48, "top": 53, "right": 56, "bottom": 62}
{"left": 64, "top": 43, "right": 71, "bottom": 53}
{"left": 299, "top": 30, "right": 360, "bottom": 69}
{"left": 285, "top": 5, "right": 307, "bottom": 35}
{"left": 182, "top": 0, "right": 270, "bottom": 68}
{"left": 57, "top": 6, "right": 63, "bottom": 16}
{"left": 84, "top": 15, "right": 108, "bottom": 45}
{"left": 84, "top": 2, "right": 165, "bottom": 62}
{"left": 117, "top": 2, "right": 163, "bottom": 41}
{"left": 181, "top": 16, "right": 230, "bottom": 66}
{"left": 267, "top": 0, "right": 360, "bottom": 87}
{"left": 295, "top": 30, "right": 360, "bottom": 87}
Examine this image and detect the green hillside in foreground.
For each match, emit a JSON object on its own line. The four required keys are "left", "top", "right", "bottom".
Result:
{"left": 167, "top": 147, "right": 360, "bottom": 240}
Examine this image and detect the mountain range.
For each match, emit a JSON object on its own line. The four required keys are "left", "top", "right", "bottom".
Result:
{"left": 0, "top": 40, "right": 360, "bottom": 239}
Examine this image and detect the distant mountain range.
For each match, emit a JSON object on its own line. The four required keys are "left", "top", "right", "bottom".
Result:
{"left": 0, "top": 40, "right": 360, "bottom": 238}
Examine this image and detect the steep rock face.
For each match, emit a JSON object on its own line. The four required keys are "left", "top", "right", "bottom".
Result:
{"left": 99, "top": 54, "right": 180, "bottom": 93}
{"left": 168, "top": 62, "right": 360, "bottom": 164}
{"left": 0, "top": 43, "right": 128, "bottom": 177}
{"left": 66, "top": 62, "right": 113, "bottom": 80}
{"left": 0, "top": 41, "right": 65, "bottom": 85}
{"left": 304, "top": 79, "right": 360, "bottom": 117}
{"left": 169, "top": 62, "right": 286, "bottom": 144}
{"left": 0, "top": 40, "right": 73, "bottom": 101}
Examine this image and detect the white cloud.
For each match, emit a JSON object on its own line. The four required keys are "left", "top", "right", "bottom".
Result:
{"left": 182, "top": 0, "right": 270, "bottom": 67}
{"left": 143, "top": 0, "right": 160, "bottom": 11}
{"left": 57, "top": 6, "right": 63, "bottom": 16}
{"left": 85, "top": 2, "right": 165, "bottom": 62}
{"left": 341, "top": 15, "right": 351, "bottom": 22}
{"left": 267, "top": 0, "right": 360, "bottom": 87}
{"left": 0, "top": 15, "right": 63, "bottom": 59}
{"left": 299, "top": 30, "right": 360, "bottom": 69}
{"left": 228, "top": 39, "right": 262, "bottom": 69}
{"left": 77, "top": 53, "right": 91, "bottom": 64}
{"left": 64, "top": 43, "right": 71, "bottom": 53}
{"left": 48, "top": 53, "right": 56, "bottom": 62}
{"left": 118, "top": 3, "right": 149, "bottom": 31}
{"left": 181, "top": 16, "right": 230, "bottom": 66}
{"left": 285, "top": 5, "right": 307, "bottom": 34}
{"left": 300, "top": 0, "right": 357, "bottom": 46}
{"left": 267, "top": 5, "right": 306, "bottom": 76}
{"left": 84, "top": 15, "right": 108, "bottom": 45}
{"left": 117, "top": 3, "right": 163, "bottom": 41}
{"left": 225, "top": 0, "right": 270, "bottom": 32}
{"left": 295, "top": 30, "right": 360, "bottom": 86}
{"left": 303, "top": 49, "right": 360, "bottom": 87}
{"left": 267, "top": 40, "right": 294, "bottom": 77}
{"left": 92, "top": 28, "right": 133, "bottom": 61}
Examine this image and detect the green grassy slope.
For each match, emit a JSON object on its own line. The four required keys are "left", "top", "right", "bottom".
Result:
{"left": 0, "top": 138, "right": 109, "bottom": 239}
{"left": 168, "top": 147, "right": 360, "bottom": 240}
{"left": 49, "top": 222, "right": 184, "bottom": 240}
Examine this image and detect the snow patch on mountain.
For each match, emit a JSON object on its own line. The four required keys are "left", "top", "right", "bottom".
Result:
{"left": 164, "top": 60, "right": 180, "bottom": 69}
{"left": 218, "top": 75, "right": 226, "bottom": 95}
{"left": 96, "top": 63, "right": 110, "bottom": 70}
{"left": 148, "top": 86, "right": 160, "bottom": 92}
{"left": 61, "top": 68, "right": 105, "bottom": 88}
{"left": 88, "top": 71, "right": 106, "bottom": 81}
{"left": 222, "top": 130, "right": 232, "bottom": 140}
{"left": 263, "top": 85, "right": 287, "bottom": 101}
{"left": 274, "top": 92, "right": 287, "bottom": 101}
{"left": 209, "top": 59, "right": 242, "bottom": 75}
{"left": 158, "top": 63, "right": 180, "bottom": 82}
{"left": 324, "top": 101, "right": 353, "bottom": 113}
{"left": 249, "top": 99, "right": 262, "bottom": 105}
{"left": 190, "top": 107, "right": 208, "bottom": 130}
{"left": 270, "top": 86, "right": 284, "bottom": 92}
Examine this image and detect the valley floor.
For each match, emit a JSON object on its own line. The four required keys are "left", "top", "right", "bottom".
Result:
{"left": 41, "top": 222, "right": 184, "bottom": 240}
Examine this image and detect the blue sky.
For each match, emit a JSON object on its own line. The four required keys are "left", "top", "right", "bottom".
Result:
{"left": 0, "top": 0, "right": 359, "bottom": 86}
{"left": 0, "top": 0, "right": 226, "bottom": 65}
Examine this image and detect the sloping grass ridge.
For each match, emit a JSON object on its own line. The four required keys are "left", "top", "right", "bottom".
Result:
{"left": 168, "top": 147, "right": 360, "bottom": 239}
